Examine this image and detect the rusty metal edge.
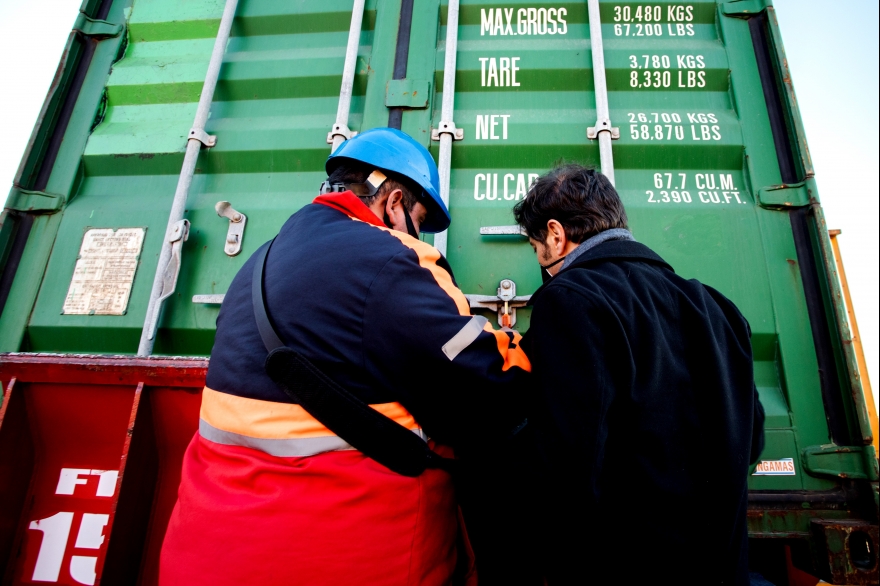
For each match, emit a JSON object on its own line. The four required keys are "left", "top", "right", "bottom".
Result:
{"left": 828, "top": 230, "right": 879, "bottom": 458}
{"left": 811, "top": 205, "right": 876, "bottom": 451}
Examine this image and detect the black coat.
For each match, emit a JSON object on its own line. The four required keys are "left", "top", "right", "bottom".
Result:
{"left": 469, "top": 239, "right": 764, "bottom": 585}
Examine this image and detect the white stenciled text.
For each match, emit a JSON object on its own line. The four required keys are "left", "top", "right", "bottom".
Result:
{"left": 480, "top": 7, "right": 568, "bottom": 36}
{"left": 627, "top": 112, "right": 721, "bottom": 142}
{"left": 474, "top": 173, "right": 539, "bottom": 201}
{"left": 479, "top": 57, "right": 521, "bottom": 87}
{"left": 475, "top": 115, "right": 511, "bottom": 140}
{"left": 643, "top": 172, "right": 745, "bottom": 205}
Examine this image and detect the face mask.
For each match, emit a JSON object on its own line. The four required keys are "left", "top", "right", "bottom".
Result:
{"left": 539, "top": 256, "right": 565, "bottom": 283}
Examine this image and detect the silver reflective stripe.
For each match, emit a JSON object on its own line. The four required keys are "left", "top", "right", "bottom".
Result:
{"left": 442, "top": 315, "right": 489, "bottom": 361}
{"left": 199, "top": 419, "right": 352, "bottom": 457}
{"left": 199, "top": 419, "right": 429, "bottom": 457}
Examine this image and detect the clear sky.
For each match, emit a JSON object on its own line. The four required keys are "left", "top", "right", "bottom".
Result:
{"left": 0, "top": 0, "right": 877, "bottom": 406}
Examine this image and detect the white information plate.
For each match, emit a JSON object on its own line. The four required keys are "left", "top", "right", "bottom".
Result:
{"left": 752, "top": 458, "right": 796, "bottom": 476}
{"left": 62, "top": 228, "right": 146, "bottom": 315}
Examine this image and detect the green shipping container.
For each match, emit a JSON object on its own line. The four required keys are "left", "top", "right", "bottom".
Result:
{"left": 0, "top": 0, "right": 876, "bottom": 583}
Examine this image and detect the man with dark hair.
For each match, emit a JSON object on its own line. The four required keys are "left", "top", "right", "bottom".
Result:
{"left": 161, "top": 128, "right": 530, "bottom": 585}
{"left": 512, "top": 164, "right": 764, "bottom": 585}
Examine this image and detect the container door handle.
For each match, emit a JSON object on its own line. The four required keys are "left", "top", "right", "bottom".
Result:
{"left": 153, "top": 219, "right": 190, "bottom": 322}
{"left": 479, "top": 225, "right": 527, "bottom": 237}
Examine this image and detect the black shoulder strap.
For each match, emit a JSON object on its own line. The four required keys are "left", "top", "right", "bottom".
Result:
{"left": 252, "top": 240, "right": 284, "bottom": 351}
{"left": 252, "top": 238, "right": 453, "bottom": 477}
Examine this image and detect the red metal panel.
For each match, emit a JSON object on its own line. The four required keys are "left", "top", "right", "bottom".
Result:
{"left": 0, "top": 379, "right": 35, "bottom": 582}
{"left": 0, "top": 354, "right": 206, "bottom": 586}
{"left": 6, "top": 381, "right": 135, "bottom": 584}
{"left": 0, "top": 354, "right": 208, "bottom": 387}
{"left": 138, "top": 386, "right": 202, "bottom": 586}
{"left": 102, "top": 384, "right": 157, "bottom": 585}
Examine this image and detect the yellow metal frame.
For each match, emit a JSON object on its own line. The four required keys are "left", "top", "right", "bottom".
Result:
{"left": 828, "top": 230, "right": 879, "bottom": 456}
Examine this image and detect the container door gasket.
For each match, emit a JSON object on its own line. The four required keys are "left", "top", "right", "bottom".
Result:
{"left": 749, "top": 12, "right": 852, "bottom": 445}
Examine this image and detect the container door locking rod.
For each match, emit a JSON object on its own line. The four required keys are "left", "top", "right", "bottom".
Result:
{"left": 431, "top": 0, "right": 463, "bottom": 258}
{"left": 327, "top": 0, "right": 367, "bottom": 152}
{"left": 137, "top": 0, "right": 240, "bottom": 356}
{"left": 586, "top": 0, "right": 619, "bottom": 185}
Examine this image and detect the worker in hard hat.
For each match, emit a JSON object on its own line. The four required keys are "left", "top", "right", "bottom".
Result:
{"left": 159, "top": 128, "right": 530, "bottom": 585}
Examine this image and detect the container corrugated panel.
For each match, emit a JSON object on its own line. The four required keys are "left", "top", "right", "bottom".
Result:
{"left": 0, "top": 0, "right": 876, "bottom": 584}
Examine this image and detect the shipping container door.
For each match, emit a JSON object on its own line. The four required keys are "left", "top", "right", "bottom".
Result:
{"left": 427, "top": 0, "right": 861, "bottom": 497}
{"left": 19, "top": 0, "right": 867, "bottom": 491}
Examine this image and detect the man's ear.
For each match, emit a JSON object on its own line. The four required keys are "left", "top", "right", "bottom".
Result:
{"left": 384, "top": 189, "right": 404, "bottom": 217}
{"left": 546, "top": 219, "right": 567, "bottom": 254}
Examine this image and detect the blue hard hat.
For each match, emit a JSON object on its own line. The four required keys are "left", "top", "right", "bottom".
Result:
{"left": 326, "top": 127, "right": 450, "bottom": 233}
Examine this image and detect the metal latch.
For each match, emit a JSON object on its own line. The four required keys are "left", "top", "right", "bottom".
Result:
{"left": 480, "top": 225, "right": 528, "bottom": 236}
{"left": 215, "top": 201, "right": 247, "bottom": 256}
{"left": 465, "top": 279, "right": 530, "bottom": 328}
{"left": 587, "top": 117, "right": 620, "bottom": 140}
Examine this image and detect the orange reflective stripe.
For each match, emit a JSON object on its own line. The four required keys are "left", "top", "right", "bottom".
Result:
{"left": 200, "top": 387, "right": 420, "bottom": 439}
{"left": 486, "top": 323, "right": 532, "bottom": 372}
{"left": 381, "top": 226, "right": 532, "bottom": 372}
{"left": 380, "top": 228, "right": 472, "bottom": 317}
{"left": 343, "top": 216, "right": 469, "bottom": 316}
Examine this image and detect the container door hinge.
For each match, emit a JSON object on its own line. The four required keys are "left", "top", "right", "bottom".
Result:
{"left": 587, "top": 117, "right": 620, "bottom": 140}
{"left": 432, "top": 121, "right": 464, "bottom": 141}
{"left": 720, "top": 0, "right": 771, "bottom": 17}
{"left": 215, "top": 201, "right": 247, "bottom": 256}
{"left": 802, "top": 444, "right": 871, "bottom": 480}
{"left": 6, "top": 187, "right": 64, "bottom": 213}
{"left": 156, "top": 219, "right": 190, "bottom": 305}
{"left": 757, "top": 181, "right": 813, "bottom": 209}
{"left": 72, "top": 13, "right": 123, "bottom": 38}
{"left": 465, "top": 279, "right": 530, "bottom": 328}
{"left": 327, "top": 123, "right": 357, "bottom": 145}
